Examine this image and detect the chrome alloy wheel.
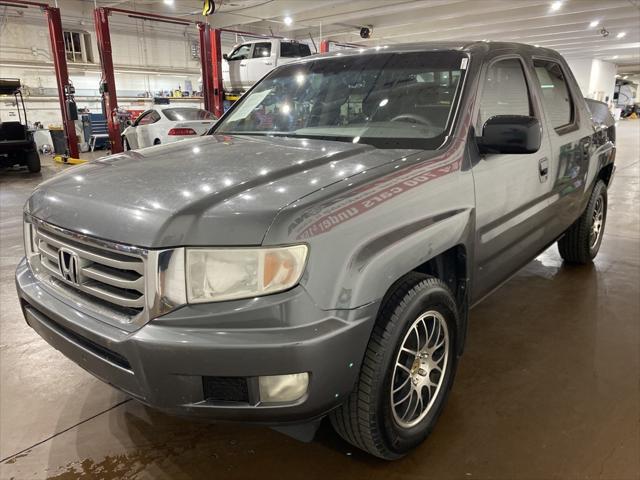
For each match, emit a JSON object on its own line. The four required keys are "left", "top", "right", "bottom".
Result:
{"left": 391, "top": 311, "right": 450, "bottom": 428}
{"left": 590, "top": 195, "right": 604, "bottom": 249}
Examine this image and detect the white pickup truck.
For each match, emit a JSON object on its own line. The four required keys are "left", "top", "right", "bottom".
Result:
{"left": 222, "top": 39, "right": 312, "bottom": 93}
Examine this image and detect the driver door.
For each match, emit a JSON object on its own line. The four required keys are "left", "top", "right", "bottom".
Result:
{"left": 471, "top": 56, "right": 554, "bottom": 301}
{"left": 226, "top": 44, "right": 253, "bottom": 91}
{"left": 135, "top": 110, "right": 161, "bottom": 147}
{"left": 124, "top": 110, "right": 152, "bottom": 150}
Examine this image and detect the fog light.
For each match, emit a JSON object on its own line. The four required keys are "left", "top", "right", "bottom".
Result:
{"left": 258, "top": 373, "right": 309, "bottom": 403}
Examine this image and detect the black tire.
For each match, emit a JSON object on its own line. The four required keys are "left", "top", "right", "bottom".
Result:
{"left": 558, "top": 180, "right": 607, "bottom": 264}
{"left": 25, "top": 150, "right": 41, "bottom": 173}
{"left": 153, "top": 139, "right": 161, "bottom": 145}
{"left": 330, "top": 273, "right": 459, "bottom": 459}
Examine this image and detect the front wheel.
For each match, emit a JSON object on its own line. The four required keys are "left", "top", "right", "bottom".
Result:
{"left": 558, "top": 180, "right": 608, "bottom": 264}
{"left": 330, "top": 273, "right": 458, "bottom": 459}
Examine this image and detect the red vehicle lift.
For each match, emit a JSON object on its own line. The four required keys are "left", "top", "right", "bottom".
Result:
{"left": 93, "top": 7, "right": 287, "bottom": 153}
{"left": 319, "top": 39, "right": 366, "bottom": 53}
{"left": 0, "top": 0, "right": 79, "bottom": 159}
{"left": 93, "top": 7, "right": 231, "bottom": 153}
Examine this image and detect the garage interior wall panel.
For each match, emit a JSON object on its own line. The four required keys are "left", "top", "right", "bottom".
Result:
{"left": 0, "top": 3, "right": 225, "bottom": 124}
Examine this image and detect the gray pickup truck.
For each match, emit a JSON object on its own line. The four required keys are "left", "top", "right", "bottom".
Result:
{"left": 16, "top": 42, "right": 616, "bottom": 459}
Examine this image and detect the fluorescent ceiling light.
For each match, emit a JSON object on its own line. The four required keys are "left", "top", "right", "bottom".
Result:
{"left": 163, "top": 0, "right": 174, "bottom": 5}
{"left": 616, "top": 31, "right": 627, "bottom": 38}
{"left": 550, "top": 1, "right": 562, "bottom": 11}
{"left": 589, "top": 20, "right": 600, "bottom": 27}
{"left": 283, "top": 16, "right": 293, "bottom": 26}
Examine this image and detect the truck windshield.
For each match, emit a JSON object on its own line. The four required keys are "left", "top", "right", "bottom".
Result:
{"left": 213, "top": 51, "right": 466, "bottom": 149}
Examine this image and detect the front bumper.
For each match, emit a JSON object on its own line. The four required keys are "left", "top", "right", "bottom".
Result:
{"left": 16, "top": 258, "right": 377, "bottom": 425}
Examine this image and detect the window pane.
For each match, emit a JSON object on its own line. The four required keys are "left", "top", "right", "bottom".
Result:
{"left": 281, "top": 42, "right": 304, "bottom": 57}
{"left": 228, "top": 44, "right": 251, "bottom": 61}
{"left": 215, "top": 51, "right": 466, "bottom": 150}
{"left": 72, "top": 32, "right": 82, "bottom": 53}
{"left": 479, "top": 58, "right": 530, "bottom": 126}
{"left": 163, "top": 108, "right": 215, "bottom": 121}
{"left": 253, "top": 42, "right": 271, "bottom": 58}
{"left": 298, "top": 44, "right": 311, "bottom": 57}
{"left": 137, "top": 112, "right": 154, "bottom": 125}
{"left": 534, "top": 60, "right": 573, "bottom": 128}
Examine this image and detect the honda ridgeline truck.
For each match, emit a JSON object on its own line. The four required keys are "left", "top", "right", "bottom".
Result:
{"left": 16, "top": 42, "right": 616, "bottom": 459}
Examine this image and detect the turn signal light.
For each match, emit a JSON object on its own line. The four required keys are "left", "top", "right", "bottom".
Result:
{"left": 168, "top": 128, "right": 197, "bottom": 136}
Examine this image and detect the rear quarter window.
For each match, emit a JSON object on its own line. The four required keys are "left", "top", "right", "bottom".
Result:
{"left": 280, "top": 42, "right": 311, "bottom": 58}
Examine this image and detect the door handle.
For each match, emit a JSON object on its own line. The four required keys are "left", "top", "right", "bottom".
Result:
{"left": 264, "top": 61, "right": 273, "bottom": 65}
{"left": 538, "top": 157, "right": 549, "bottom": 182}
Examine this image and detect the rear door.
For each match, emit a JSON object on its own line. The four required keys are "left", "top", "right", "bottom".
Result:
{"left": 471, "top": 55, "right": 555, "bottom": 301}
{"left": 531, "top": 58, "right": 593, "bottom": 237}
{"left": 247, "top": 41, "right": 274, "bottom": 84}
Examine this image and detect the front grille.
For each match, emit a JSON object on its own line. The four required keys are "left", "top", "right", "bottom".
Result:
{"left": 32, "top": 222, "right": 147, "bottom": 319}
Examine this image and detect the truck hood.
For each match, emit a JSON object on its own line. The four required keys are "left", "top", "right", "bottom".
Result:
{"left": 28, "top": 134, "right": 416, "bottom": 248}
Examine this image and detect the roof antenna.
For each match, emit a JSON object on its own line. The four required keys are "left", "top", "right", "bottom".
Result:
{"left": 309, "top": 32, "right": 317, "bottom": 53}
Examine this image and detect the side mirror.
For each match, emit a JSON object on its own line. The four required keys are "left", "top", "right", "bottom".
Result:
{"left": 477, "top": 115, "right": 541, "bottom": 154}
{"left": 223, "top": 53, "right": 229, "bottom": 60}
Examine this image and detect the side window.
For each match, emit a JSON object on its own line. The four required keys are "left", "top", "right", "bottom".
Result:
{"left": 533, "top": 59, "right": 574, "bottom": 129}
{"left": 228, "top": 44, "right": 251, "bottom": 61}
{"left": 479, "top": 58, "right": 531, "bottom": 127}
{"left": 253, "top": 42, "right": 272, "bottom": 58}
{"left": 137, "top": 111, "right": 160, "bottom": 126}
{"left": 280, "top": 42, "right": 309, "bottom": 58}
{"left": 298, "top": 44, "right": 311, "bottom": 57}
{"left": 135, "top": 111, "right": 153, "bottom": 126}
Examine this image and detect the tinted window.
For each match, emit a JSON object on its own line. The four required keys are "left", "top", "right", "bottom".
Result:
{"left": 163, "top": 108, "right": 215, "bottom": 121}
{"left": 280, "top": 42, "right": 311, "bottom": 58}
{"left": 215, "top": 51, "right": 466, "bottom": 150}
{"left": 479, "top": 58, "right": 531, "bottom": 126}
{"left": 533, "top": 59, "right": 573, "bottom": 129}
{"left": 228, "top": 44, "right": 251, "bottom": 61}
{"left": 253, "top": 42, "right": 272, "bottom": 58}
{"left": 136, "top": 110, "right": 159, "bottom": 126}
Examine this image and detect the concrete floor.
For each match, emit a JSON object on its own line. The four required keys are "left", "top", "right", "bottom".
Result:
{"left": 1, "top": 122, "right": 638, "bottom": 480}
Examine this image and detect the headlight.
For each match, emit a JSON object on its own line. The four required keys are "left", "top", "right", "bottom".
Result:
{"left": 186, "top": 245, "right": 308, "bottom": 303}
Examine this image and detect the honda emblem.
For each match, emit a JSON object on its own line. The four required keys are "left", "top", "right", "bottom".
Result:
{"left": 58, "top": 248, "right": 80, "bottom": 285}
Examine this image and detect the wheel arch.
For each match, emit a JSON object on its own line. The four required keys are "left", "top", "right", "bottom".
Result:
{"left": 598, "top": 162, "right": 615, "bottom": 186}
{"left": 379, "top": 244, "right": 470, "bottom": 356}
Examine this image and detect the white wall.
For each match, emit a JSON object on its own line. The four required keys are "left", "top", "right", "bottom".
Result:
{"left": 565, "top": 59, "right": 593, "bottom": 96}
{"left": 566, "top": 58, "right": 618, "bottom": 103}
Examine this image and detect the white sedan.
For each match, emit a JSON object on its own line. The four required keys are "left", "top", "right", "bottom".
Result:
{"left": 121, "top": 105, "right": 217, "bottom": 150}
